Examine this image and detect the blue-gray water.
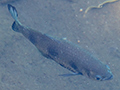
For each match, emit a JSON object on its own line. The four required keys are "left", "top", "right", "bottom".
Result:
{"left": 0, "top": 0, "right": 120, "bottom": 90}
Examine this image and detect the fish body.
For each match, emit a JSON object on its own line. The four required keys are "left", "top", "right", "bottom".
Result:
{"left": 8, "top": 4, "right": 113, "bottom": 81}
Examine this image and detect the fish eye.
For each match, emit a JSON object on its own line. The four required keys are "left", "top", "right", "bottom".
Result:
{"left": 95, "top": 75, "right": 102, "bottom": 80}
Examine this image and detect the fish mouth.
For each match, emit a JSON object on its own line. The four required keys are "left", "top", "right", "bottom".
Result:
{"left": 102, "top": 74, "right": 113, "bottom": 81}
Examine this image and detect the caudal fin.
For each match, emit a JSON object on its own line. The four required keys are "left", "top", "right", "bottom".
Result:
{"left": 8, "top": 4, "right": 18, "bottom": 21}
{"left": 8, "top": 4, "right": 22, "bottom": 25}
{"left": 8, "top": 4, "right": 22, "bottom": 32}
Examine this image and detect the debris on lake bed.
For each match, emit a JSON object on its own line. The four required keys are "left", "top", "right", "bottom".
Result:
{"left": 83, "top": 0, "right": 118, "bottom": 17}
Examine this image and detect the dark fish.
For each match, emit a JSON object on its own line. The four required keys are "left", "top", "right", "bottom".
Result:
{"left": 7, "top": 4, "right": 113, "bottom": 81}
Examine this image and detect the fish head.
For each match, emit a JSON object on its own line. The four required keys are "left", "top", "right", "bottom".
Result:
{"left": 85, "top": 65, "right": 113, "bottom": 81}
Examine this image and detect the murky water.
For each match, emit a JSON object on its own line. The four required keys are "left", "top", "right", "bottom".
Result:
{"left": 0, "top": 0, "right": 120, "bottom": 90}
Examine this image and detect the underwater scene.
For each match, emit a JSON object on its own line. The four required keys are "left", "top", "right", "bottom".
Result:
{"left": 0, "top": 0, "right": 120, "bottom": 90}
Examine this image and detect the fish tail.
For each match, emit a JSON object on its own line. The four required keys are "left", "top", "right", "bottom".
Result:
{"left": 8, "top": 4, "right": 22, "bottom": 32}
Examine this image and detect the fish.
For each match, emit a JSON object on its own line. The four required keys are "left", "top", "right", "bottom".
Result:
{"left": 7, "top": 4, "right": 113, "bottom": 81}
